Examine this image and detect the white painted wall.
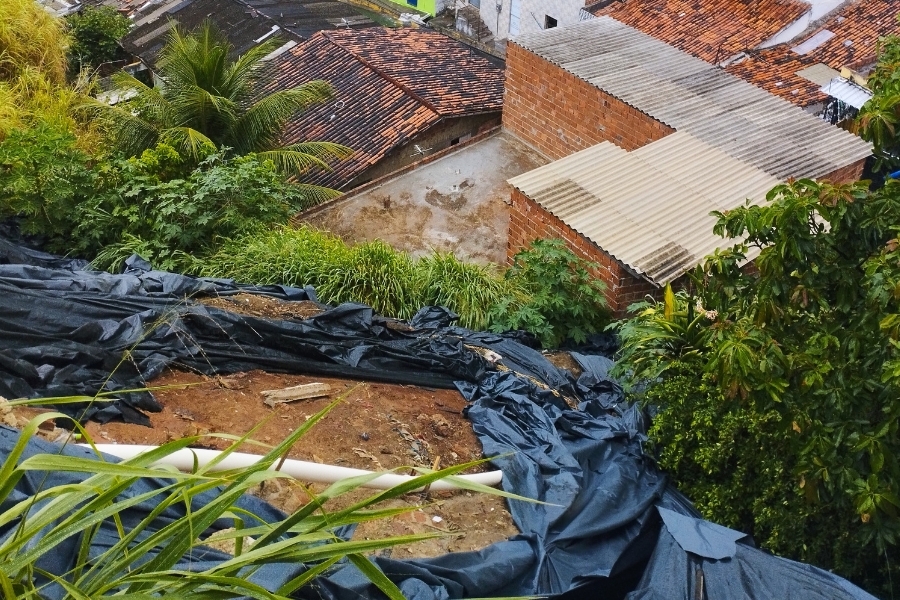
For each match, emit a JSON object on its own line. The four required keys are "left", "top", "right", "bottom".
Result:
{"left": 477, "top": 0, "right": 586, "bottom": 42}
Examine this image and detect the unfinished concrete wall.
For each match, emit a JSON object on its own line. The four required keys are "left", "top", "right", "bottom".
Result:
{"left": 502, "top": 42, "right": 674, "bottom": 159}
{"left": 507, "top": 188, "right": 659, "bottom": 315}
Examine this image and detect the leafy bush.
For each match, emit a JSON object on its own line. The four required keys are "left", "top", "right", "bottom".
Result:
{"left": 74, "top": 145, "right": 311, "bottom": 271}
{"left": 65, "top": 6, "right": 131, "bottom": 74}
{"left": 202, "top": 227, "right": 525, "bottom": 328}
{"left": 643, "top": 364, "right": 882, "bottom": 586}
{"left": 202, "top": 231, "right": 612, "bottom": 345}
{"left": 0, "top": 137, "right": 315, "bottom": 271}
{"left": 0, "top": 123, "right": 96, "bottom": 237}
{"left": 854, "top": 33, "right": 900, "bottom": 172}
{"left": 490, "top": 239, "right": 610, "bottom": 347}
{"left": 614, "top": 178, "right": 900, "bottom": 594}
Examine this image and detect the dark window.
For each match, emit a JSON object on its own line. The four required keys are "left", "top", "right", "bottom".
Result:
{"left": 545, "top": 15, "right": 557, "bottom": 28}
{"left": 450, "top": 137, "right": 461, "bottom": 146}
{"left": 407, "top": 0, "right": 417, "bottom": 5}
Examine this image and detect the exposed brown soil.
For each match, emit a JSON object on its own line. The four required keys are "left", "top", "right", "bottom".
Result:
{"left": 7, "top": 369, "right": 520, "bottom": 558}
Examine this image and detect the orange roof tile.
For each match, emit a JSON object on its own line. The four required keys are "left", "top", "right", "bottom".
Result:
{"left": 265, "top": 27, "right": 504, "bottom": 188}
{"left": 725, "top": 0, "right": 900, "bottom": 107}
{"left": 588, "top": 0, "right": 808, "bottom": 63}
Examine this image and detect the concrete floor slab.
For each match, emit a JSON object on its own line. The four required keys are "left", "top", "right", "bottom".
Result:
{"left": 300, "top": 131, "right": 548, "bottom": 265}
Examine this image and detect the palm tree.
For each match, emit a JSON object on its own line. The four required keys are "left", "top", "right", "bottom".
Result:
{"left": 93, "top": 22, "right": 351, "bottom": 195}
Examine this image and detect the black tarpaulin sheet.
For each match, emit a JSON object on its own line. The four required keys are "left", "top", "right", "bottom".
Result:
{"left": 0, "top": 240, "right": 878, "bottom": 599}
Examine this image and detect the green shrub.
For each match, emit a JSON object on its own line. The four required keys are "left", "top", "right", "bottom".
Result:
{"left": 416, "top": 252, "right": 524, "bottom": 330}
{"left": 0, "top": 123, "right": 96, "bottom": 237}
{"left": 65, "top": 6, "right": 130, "bottom": 74}
{"left": 644, "top": 362, "right": 895, "bottom": 593}
{"left": 613, "top": 178, "right": 900, "bottom": 594}
{"left": 489, "top": 239, "right": 610, "bottom": 347}
{"left": 203, "top": 232, "right": 615, "bottom": 345}
{"left": 71, "top": 144, "right": 308, "bottom": 271}
{"left": 318, "top": 240, "right": 422, "bottom": 319}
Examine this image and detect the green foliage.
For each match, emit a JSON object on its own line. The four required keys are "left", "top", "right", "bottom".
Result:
{"left": 72, "top": 144, "right": 311, "bottom": 271}
{"left": 65, "top": 6, "right": 130, "bottom": 74}
{"left": 86, "top": 21, "right": 352, "bottom": 186}
{"left": 610, "top": 285, "right": 715, "bottom": 388}
{"left": 490, "top": 239, "right": 610, "bottom": 347}
{"left": 855, "top": 32, "right": 900, "bottom": 172}
{"left": 317, "top": 240, "right": 422, "bottom": 319}
{"left": 0, "top": 123, "right": 95, "bottom": 237}
{"left": 645, "top": 364, "right": 881, "bottom": 584}
{"left": 614, "top": 178, "right": 900, "bottom": 593}
{"left": 0, "top": 394, "right": 526, "bottom": 597}
{"left": 415, "top": 252, "right": 522, "bottom": 330}
{"left": 201, "top": 227, "right": 526, "bottom": 330}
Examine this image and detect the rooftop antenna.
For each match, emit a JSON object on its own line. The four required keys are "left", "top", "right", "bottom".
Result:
{"left": 337, "top": 17, "right": 351, "bottom": 28}
{"left": 410, "top": 144, "right": 432, "bottom": 157}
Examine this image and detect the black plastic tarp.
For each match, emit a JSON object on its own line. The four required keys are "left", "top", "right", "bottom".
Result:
{"left": 0, "top": 239, "right": 878, "bottom": 599}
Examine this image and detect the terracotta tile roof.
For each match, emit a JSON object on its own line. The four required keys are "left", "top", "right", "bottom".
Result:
{"left": 88, "top": 0, "right": 373, "bottom": 67}
{"left": 725, "top": 0, "right": 900, "bottom": 107}
{"left": 267, "top": 27, "right": 505, "bottom": 188}
{"left": 318, "top": 28, "right": 506, "bottom": 117}
{"left": 587, "top": 0, "right": 808, "bottom": 63}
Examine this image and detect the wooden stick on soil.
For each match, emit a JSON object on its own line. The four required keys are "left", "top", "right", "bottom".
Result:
{"left": 261, "top": 383, "right": 331, "bottom": 408}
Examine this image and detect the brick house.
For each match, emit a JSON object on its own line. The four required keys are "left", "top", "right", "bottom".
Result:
{"left": 503, "top": 17, "right": 872, "bottom": 315}
{"left": 266, "top": 27, "right": 505, "bottom": 191}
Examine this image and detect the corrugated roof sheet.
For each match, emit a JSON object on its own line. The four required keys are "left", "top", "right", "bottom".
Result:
{"left": 92, "top": 0, "right": 374, "bottom": 66}
{"left": 513, "top": 17, "right": 871, "bottom": 180}
{"left": 509, "top": 132, "right": 777, "bottom": 285}
{"left": 820, "top": 77, "right": 873, "bottom": 110}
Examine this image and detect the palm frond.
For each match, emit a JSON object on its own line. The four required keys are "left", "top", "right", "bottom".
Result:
{"left": 109, "top": 71, "right": 174, "bottom": 128}
{"left": 158, "top": 126, "right": 216, "bottom": 161}
{"left": 166, "top": 85, "right": 238, "bottom": 139}
{"left": 256, "top": 148, "right": 331, "bottom": 176}
{"left": 228, "top": 82, "right": 335, "bottom": 153}
{"left": 78, "top": 96, "right": 161, "bottom": 157}
{"left": 288, "top": 182, "right": 343, "bottom": 209}
{"left": 220, "top": 37, "right": 284, "bottom": 102}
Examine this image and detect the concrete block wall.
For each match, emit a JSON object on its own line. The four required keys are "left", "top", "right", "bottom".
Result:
{"left": 508, "top": 188, "right": 659, "bottom": 315}
{"left": 502, "top": 42, "right": 675, "bottom": 159}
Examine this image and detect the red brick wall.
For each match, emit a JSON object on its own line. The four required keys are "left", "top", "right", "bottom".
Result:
{"left": 502, "top": 42, "right": 675, "bottom": 159}
{"left": 822, "top": 157, "right": 866, "bottom": 184}
{"left": 507, "top": 188, "right": 660, "bottom": 315}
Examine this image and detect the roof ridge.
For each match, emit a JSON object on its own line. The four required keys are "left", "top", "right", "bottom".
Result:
{"left": 319, "top": 30, "right": 442, "bottom": 117}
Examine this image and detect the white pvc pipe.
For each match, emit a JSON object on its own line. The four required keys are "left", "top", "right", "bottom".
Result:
{"left": 84, "top": 444, "right": 502, "bottom": 491}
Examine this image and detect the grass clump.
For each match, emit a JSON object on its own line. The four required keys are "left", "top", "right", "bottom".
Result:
{"left": 201, "top": 227, "right": 610, "bottom": 346}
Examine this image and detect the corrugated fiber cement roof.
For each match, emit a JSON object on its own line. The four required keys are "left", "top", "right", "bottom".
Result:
{"left": 512, "top": 17, "right": 871, "bottom": 181}
{"left": 509, "top": 132, "right": 776, "bottom": 286}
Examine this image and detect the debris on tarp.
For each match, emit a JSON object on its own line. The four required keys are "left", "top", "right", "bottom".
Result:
{"left": 0, "top": 238, "right": 878, "bottom": 600}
